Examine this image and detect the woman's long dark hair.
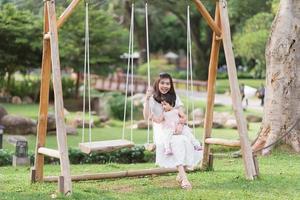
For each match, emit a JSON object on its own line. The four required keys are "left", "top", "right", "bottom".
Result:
{"left": 153, "top": 72, "right": 176, "bottom": 103}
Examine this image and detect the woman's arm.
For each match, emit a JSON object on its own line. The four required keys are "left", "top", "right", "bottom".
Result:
{"left": 174, "top": 108, "right": 187, "bottom": 134}
{"left": 151, "top": 114, "right": 164, "bottom": 123}
{"left": 143, "top": 88, "right": 153, "bottom": 120}
{"left": 178, "top": 109, "right": 187, "bottom": 124}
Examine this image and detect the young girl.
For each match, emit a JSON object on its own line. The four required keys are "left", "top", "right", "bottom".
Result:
{"left": 151, "top": 93, "right": 202, "bottom": 155}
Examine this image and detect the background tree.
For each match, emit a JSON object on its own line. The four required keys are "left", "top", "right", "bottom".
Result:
{"left": 233, "top": 13, "right": 273, "bottom": 78}
{"left": 228, "top": 0, "right": 271, "bottom": 31}
{"left": 59, "top": 3, "right": 128, "bottom": 97}
{"left": 0, "top": 3, "right": 42, "bottom": 91}
{"left": 252, "top": 0, "right": 300, "bottom": 154}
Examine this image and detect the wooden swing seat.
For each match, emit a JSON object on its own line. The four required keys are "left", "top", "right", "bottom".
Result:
{"left": 79, "top": 139, "right": 135, "bottom": 154}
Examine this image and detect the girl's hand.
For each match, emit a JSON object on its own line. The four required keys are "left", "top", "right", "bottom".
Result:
{"left": 174, "top": 124, "right": 184, "bottom": 135}
{"left": 145, "top": 87, "right": 153, "bottom": 100}
{"left": 179, "top": 117, "right": 186, "bottom": 124}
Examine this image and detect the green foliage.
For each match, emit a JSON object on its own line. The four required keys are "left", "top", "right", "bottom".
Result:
{"left": 59, "top": 77, "right": 77, "bottom": 99}
{"left": 109, "top": 92, "right": 138, "bottom": 120}
{"left": 149, "top": 14, "right": 186, "bottom": 52}
{"left": 233, "top": 13, "right": 274, "bottom": 78}
{"left": 8, "top": 78, "right": 39, "bottom": 100}
{"left": 229, "top": 0, "right": 271, "bottom": 31}
{"left": 0, "top": 149, "right": 12, "bottom": 166}
{"left": 5, "top": 76, "right": 76, "bottom": 101}
{"left": 137, "top": 59, "right": 186, "bottom": 79}
{"left": 271, "top": 0, "right": 280, "bottom": 14}
{"left": 0, "top": 3, "right": 42, "bottom": 78}
{"left": 59, "top": 4, "right": 128, "bottom": 76}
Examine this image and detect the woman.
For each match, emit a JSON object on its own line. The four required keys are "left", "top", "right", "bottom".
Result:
{"left": 143, "top": 72, "right": 202, "bottom": 189}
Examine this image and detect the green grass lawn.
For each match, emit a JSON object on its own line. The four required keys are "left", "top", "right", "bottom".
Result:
{"left": 0, "top": 151, "right": 299, "bottom": 200}
{"left": 216, "top": 79, "right": 265, "bottom": 94}
{"left": 1, "top": 101, "right": 299, "bottom": 199}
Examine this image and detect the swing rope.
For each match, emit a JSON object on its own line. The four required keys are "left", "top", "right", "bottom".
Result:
{"left": 145, "top": 1, "right": 152, "bottom": 145}
{"left": 122, "top": 3, "right": 135, "bottom": 142}
{"left": 82, "top": 2, "right": 135, "bottom": 144}
{"left": 186, "top": 4, "right": 196, "bottom": 136}
{"left": 82, "top": 1, "right": 92, "bottom": 143}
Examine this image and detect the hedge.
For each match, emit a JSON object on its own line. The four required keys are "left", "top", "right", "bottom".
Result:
{"left": 0, "top": 146, "right": 155, "bottom": 166}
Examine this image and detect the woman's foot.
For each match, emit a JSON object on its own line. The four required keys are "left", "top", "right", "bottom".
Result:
{"left": 176, "top": 174, "right": 182, "bottom": 184}
{"left": 181, "top": 179, "right": 192, "bottom": 190}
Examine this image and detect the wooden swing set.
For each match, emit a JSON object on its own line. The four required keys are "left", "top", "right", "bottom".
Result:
{"left": 31, "top": 0, "right": 259, "bottom": 195}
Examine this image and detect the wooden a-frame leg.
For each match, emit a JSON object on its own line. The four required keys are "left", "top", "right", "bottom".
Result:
{"left": 201, "top": 3, "right": 221, "bottom": 170}
{"left": 47, "top": 0, "right": 72, "bottom": 194}
{"left": 219, "top": 0, "right": 257, "bottom": 180}
{"left": 32, "top": 2, "right": 51, "bottom": 183}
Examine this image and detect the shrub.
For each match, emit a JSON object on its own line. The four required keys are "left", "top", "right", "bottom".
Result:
{"left": 109, "top": 92, "right": 139, "bottom": 120}
{"left": 4, "top": 76, "right": 76, "bottom": 102}
{"left": 0, "top": 146, "right": 154, "bottom": 166}
{"left": 9, "top": 78, "right": 40, "bottom": 100}
{"left": 0, "top": 149, "right": 12, "bottom": 166}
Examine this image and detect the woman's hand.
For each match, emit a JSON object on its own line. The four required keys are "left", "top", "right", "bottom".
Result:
{"left": 145, "top": 87, "right": 153, "bottom": 100}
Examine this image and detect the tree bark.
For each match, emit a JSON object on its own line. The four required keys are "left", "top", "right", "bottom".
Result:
{"left": 252, "top": 0, "right": 300, "bottom": 154}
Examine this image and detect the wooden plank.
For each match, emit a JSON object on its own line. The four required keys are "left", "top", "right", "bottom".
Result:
{"left": 44, "top": 167, "right": 199, "bottom": 182}
{"left": 38, "top": 147, "right": 60, "bottom": 159}
{"left": 79, "top": 139, "right": 134, "bottom": 154}
{"left": 205, "top": 138, "right": 240, "bottom": 147}
{"left": 33, "top": 3, "right": 51, "bottom": 183}
{"left": 201, "top": 3, "right": 221, "bottom": 170}
{"left": 192, "top": 0, "right": 222, "bottom": 36}
{"left": 47, "top": 0, "right": 72, "bottom": 194}
{"left": 57, "top": 0, "right": 81, "bottom": 29}
{"left": 219, "top": 0, "right": 257, "bottom": 180}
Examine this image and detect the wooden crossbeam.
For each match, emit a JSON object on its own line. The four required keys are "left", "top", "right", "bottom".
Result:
{"left": 192, "top": 0, "right": 222, "bottom": 36}
{"left": 43, "top": 167, "right": 199, "bottom": 182}
{"left": 57, "top": 0, "right": 81, "bottom": 29}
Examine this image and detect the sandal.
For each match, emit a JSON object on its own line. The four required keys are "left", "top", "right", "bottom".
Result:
{"left": 176, "top": 175, "right": 183, "bottom": 184}
{"left": 181, "top": 179, "right": 192, "bottom": 190}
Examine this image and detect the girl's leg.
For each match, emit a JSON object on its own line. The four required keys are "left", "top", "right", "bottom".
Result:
{"left": 182, "top": 126, "right": 201, "bottom": 149}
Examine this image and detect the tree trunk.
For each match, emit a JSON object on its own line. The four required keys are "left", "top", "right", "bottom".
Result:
{"left": 252, "top": 0, "right": 300, "bottom": 154}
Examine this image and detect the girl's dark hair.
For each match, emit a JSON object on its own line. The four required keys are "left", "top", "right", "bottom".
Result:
{"left": 161, "top": 93, "right": 176, "bottom": 107}
{"left": 152, "top": 72, "right": 176, "bottom": 103}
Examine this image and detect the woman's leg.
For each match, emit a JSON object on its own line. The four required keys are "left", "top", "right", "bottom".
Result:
{"left": 177, "top": 165, "right": 192, "bottom": 189}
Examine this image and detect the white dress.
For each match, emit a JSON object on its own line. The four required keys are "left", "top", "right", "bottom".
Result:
{"left": 146, "top": 95, "right": 202, "bottom": 168}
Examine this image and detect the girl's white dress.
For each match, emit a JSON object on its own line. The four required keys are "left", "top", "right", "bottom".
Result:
{"left": 146, "top": 95, "right": 202, "bottom": 168}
